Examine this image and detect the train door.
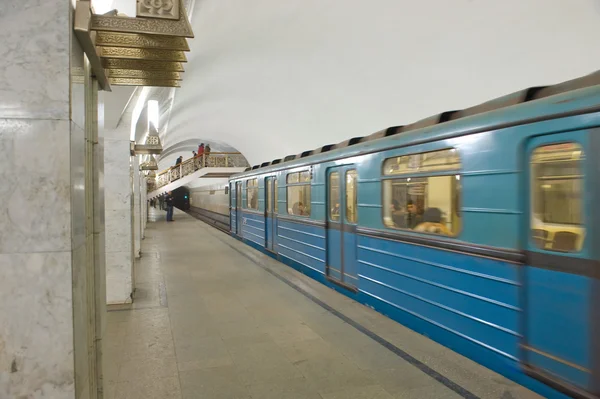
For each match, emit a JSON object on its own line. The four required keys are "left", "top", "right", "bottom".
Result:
{"left": 326, "top": 166, "right": 359, "bottom": 290}
{"left": 522, "top": 131, "right": 597, "bottom": 397}
{"left": 265, "top": 177, "right": 277, "bottom": 251}
{"left": 235, "top": 181, "right": 242, "bottom": 236}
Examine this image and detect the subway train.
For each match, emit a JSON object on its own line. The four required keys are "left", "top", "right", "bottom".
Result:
{"left": 190, "top": 71, "right": 600, "bottom": 398}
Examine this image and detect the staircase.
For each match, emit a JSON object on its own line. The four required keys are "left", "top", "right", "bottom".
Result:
{"left": 148, "top": 152, "right": 248, "bottom": 198}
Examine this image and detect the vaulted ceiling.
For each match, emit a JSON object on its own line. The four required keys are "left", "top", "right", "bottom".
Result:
{"left": 99, "top": 0, "right": 600, "bottom": 170}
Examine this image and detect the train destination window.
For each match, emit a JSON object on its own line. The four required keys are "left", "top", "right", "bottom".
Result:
{"left": 382, "top": 149, "right": 461, "bottom": 236}
{"left": 531, "top": 142, "right": 584, "bottom": 252}
{"left": 246, "top": 178, "right": 258, "bottom": 210}
{"left": 346, "top": 170, "right": 358, "bottom": 223}
{"left": 329, "top": 172, "right": 340, "bottom": 221}
{"left": 287, "top": 171, "right": 311, "bottom": 217}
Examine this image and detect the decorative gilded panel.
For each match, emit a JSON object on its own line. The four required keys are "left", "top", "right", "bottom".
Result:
{"left": 102, "top": 58, "right": 184, "bottom": 71}
{"left": 99, "top": 47, "right": 187, "bottom": 62}
{"left": 95, "top": 32, "right": 190, "bottom": 51}
{"left": 91, "top": 0, "right": 193, "bottom": 38}
{"left": 108, "top": 78, "right": 181, "bottom": 87}
{"left": 137, "top": 0, "right": 179, "bottom": 20}
{"left": 107, "top": 69, "right": 182, "bottom": 81}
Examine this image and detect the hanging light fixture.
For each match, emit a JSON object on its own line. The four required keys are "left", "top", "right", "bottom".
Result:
{"left": 134, "top": 100, "right": 162, "bottom": 154}
{"left": 140, "top": 155, "right": 159, "bottom": 170}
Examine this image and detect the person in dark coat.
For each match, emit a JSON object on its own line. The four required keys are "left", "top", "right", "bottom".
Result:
{"left": 165, "top": 191, "right": 175, "bottom": 222}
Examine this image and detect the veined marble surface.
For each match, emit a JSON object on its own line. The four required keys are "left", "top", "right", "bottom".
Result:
{"left": 70, "top": 121, "right": 86, "bottom": 250}
{"left": 104, "top": 139, "right": 132, "bottom": 177}
{"left": 105, "top": 173, "right": 132, "bottom": 211}
{"left": 72, "top": 243, "right": 93, "bottom": 399}
{"left": 0, "top": 251, "right": 75, "bottom": 399}
{"left": 0, "top": 118, "right": 72, "bottom": 254}
{"left": 133, "top": 157, "right": 141, "bottom": 258}
{"left": 105, "top": 209, "right": 133, "bottom": 254}
{"left": 0, "top": 0, "right": 70, "bottom": 120}
{"left": 104, "top": 131, "right": 134, "bottom": 305}
{"left": 106, "top": 251, "right": 133, "bottom": 305}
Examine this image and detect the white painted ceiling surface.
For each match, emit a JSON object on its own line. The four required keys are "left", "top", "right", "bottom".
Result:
{"left": 100, "top": 0, "right": 600, "bottom": 169}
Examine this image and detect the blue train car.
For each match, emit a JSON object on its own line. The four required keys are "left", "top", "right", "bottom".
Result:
{"left": 229, "top": 71, "right": 600, "bottom": 399}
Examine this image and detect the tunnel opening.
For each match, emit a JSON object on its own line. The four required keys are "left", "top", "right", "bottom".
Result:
{"left": 173, "top": 186, "right": 190, "bottom": 210}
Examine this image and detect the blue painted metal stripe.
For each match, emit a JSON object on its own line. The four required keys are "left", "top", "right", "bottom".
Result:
{"left": 359, "top": 274, "right": 519, "bottom": 337}
{"left": 278, "top": 234, "right": 326, "bottom": 251}
{"left": 359, "top": 288, "right": 518, "bottom": 362}
{"left": 278, "top": 225, "right": 326, "bottom": 239}
{"left": 278, "top": 243, "right": 325, "bottom": 263}
{"left": 358, "top": 245, "right": 518, "bottom": 285}
{"left": 358, "top": 259, "right": 520, "bottom": 311}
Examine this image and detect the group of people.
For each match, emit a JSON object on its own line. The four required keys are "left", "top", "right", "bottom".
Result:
{"left": 291, "top": 202, "right": 309, "bottom": 216}
{"left": 173, "top": 143, "right": 213, "bottom": 169}
{"left": 149, "top": 192, "right": 175, "bottom": 221}
{"left": 386, "top": 199, "right": 451, "bottom": 235}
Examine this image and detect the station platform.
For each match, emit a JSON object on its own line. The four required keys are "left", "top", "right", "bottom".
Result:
{"left": 104, "top": 208, "right": 542, "bottom": 399}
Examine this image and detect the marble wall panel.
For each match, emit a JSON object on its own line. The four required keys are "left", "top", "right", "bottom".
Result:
{"left": 104, "top": 139, "right": 132, "bottom": 175}
{"left": 133, "top": 157, "right": 141, "bottom": 258}
{"left": 106, "top": 251, "right": 133, "bottom": 305}
{"left": 105, "top": 173, "right": 132, "bottom": 211}
{"left": 71, "top": 243, "right": 91, "bottom": 399}
{"left": 70, "top": 121, "right": 86, "bottom": 250}
{"left": 94, "top": 137, "right": 105, "bottom": 233}
{"left": 103, "top": 124, "right": 131, "bottom": 141}
{"left": 94, "top": 231, "right": 107, "bottom": 331}
{"left": 0, "top": 251, "right": 75, "bottom": 399}
{"left": 70, "top": 24, "right": 85, "bottom": 131}
{"left": 0, "top": 118, "right": 71, "bottom": 254}
{"left": 0, "top": 0, "right": 70, "bottom": 120}
{"left": 105, "top": 209, "right": 133, "bottom": 254}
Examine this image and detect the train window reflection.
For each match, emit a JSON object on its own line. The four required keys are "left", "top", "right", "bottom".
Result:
{"left": 382, "top": 149, "right": 461, "bottom": 237}
{"left": 274, "top": 179, "right": 278, "bottom": 213}
{"left": 329, "top": 172, "right": 340, "bottom": 221}
{"left": 383, "top": 148, "right": 460, "bottom": 175}
{"left": 246, "top": 178, "right": 258, "bottom": 210}
{"left": 287, "top": 170, "right": 311, "bottom": 217}
{"left": 346, "top": 170, "right": 358, "bottom": 223}
{"left": 531, "top": 142, "right": 584, "bottom": 252}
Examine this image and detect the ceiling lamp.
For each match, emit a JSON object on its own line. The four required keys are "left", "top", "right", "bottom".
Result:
{"left": 140, "top": 155, "right": 159, "bottom": 170}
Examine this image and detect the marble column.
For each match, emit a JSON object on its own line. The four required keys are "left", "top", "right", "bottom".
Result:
{"left": 104, "top": 122, "right": 135, "bottom": 305}
{"left": 141, "top": 175, "right": 148, "bottom": 237}
{"left": 0, "top": 1, "right": 103, "bottom": 398}
{"left": 133, "top": 156, "right": 141, "bottom": 259}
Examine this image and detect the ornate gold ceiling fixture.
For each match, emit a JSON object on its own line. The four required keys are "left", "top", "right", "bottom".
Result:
{"left": 140, "top": 156, "right": 159, "bottom": 170}
{"left": 74, "top": 0, "right": 194, "bottom": 90}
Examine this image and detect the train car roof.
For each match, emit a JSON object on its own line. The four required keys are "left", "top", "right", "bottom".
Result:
{"left": 231, "top": 70, "right": 600, "bottom": 180}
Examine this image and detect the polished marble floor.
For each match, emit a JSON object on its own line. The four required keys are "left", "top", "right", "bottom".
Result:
{"left": 103, "top": 209, "right": 541, "bottom": 399}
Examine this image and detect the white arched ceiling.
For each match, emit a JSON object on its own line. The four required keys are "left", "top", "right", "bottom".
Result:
{"left": 163, "top": 0, "right": 600, "bottom": 166}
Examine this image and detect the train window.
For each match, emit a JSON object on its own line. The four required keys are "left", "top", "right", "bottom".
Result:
{"left": 287, "top": 170, "right": 311, "bottom": 217}
{"left": 274, "top": 179, "right": 278, "bottom": 213}
{"left": 382, "top": 149, "right": 461, "bottom": 236}
{"left": 531, "top": 142, "right": 584, "bottom": 252}
{"left": 329, "top": 172, "right": 340, "bottom": 221}
{"left": 346, "top": 170, "right": 358, "bottom": 223}
{"left": 246, "top": 178, "right": 258, "bottom": 210}
{"left": 266, "top": 179, "right": 272, "bottom": 213}
{"left": 383, "top": 148, "right": 460, "bottom": 175}
{"left": 287, "top": 171, "right": 310, "bottom": 184}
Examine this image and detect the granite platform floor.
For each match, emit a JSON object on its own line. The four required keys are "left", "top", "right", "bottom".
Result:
{"left": 103, "top": 208, "right": 542, "bottom": 399}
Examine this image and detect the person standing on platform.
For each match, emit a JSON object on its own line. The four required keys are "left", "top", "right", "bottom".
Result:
{"left": 166, "top": 191, "right": 175, "bottom": 222}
